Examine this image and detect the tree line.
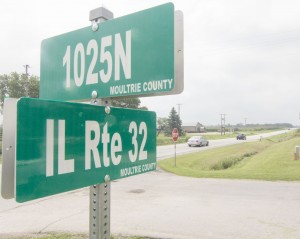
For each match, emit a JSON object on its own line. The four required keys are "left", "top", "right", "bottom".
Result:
{"left": 0, "top": 72, "right": 147, "bottom": 110}
{"left": 0, "top": 72, "right": 39, "bottom": 110}
{"left": 0, "top": 72, "right": 184, "bottom": 136}
{"left": 0, "top": 72, "right": 183, "bottom": 136}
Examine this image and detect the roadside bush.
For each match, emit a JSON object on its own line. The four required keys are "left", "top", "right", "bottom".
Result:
{"left": 210, "top": 152, "right": 257, "bottom": 170}
{"left": 210, "top": 157, "right": 239, "bottom": 170}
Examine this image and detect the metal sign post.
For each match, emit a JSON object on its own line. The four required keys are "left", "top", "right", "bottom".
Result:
{"left": 90, "top": 96, "right": 112, "bottom": 239}
{"left": 90, "top": 177, "right": 110, "bottom": 239}
{"left": 174, "top": 142, "right": 177, "bottom": 167}
{"left": 172, "top": 128, "right": 179, "bottom": 167}
{"left": 89, "top": 8, "right": 113, "bottom": 239}
{"left": 1, "top": 99, "right": 17, "bottom": 199}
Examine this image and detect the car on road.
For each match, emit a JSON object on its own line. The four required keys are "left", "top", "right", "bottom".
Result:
{"left": 187, "top": 136, "right": 209, "bottom": 147}
{"left": 236, "top": 134, "right": 246, "bottom": 140}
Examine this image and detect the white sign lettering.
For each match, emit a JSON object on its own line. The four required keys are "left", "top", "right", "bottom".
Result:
{"left": 63, "top": 30, "right": 132, "bottom": 88}
{"left": 45, "top": 119, "right": 148, "bottom": 176}
{"left": 46, "top": 119, "right": 75, "bottom": 176}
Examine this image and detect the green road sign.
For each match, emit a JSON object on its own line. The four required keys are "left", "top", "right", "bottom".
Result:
{"left": 16, "top": 98, "right": 156, "bottom": 202}
{"left": 40, "top": 3, "right": 182, "bottom": 101}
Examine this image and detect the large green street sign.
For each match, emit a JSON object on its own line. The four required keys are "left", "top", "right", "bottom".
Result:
{"left": 15, "top": 98, "right": 156, "bottom": 202}
{"left": 40, "top": 3, "right": 183, "bottom": 101}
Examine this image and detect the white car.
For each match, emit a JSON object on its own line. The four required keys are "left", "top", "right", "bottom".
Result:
{"left": 187, "top": 136, "right": 209, "bottom": 147}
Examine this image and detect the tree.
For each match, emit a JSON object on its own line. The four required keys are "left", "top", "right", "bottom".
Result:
{"left": 27, "top": 75, "right": 40, "bottom": 98}
{"left": 164, "top": 107, "right": 184, "bottom": 136}
{"left": 157, "top": 117, "right": 168, "bottom": 136}
{"left": 111, "top": 97, "right": 148, "bottom": 110}
{"left": 0, "top": 72, "right": 39, "bottom": 110}
{"left": 0, "top": 74, "right": 9, "bottom": 107}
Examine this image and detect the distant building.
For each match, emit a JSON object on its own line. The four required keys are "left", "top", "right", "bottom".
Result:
{"left": 182, "top": 122, "right": 205, "bottom": 133}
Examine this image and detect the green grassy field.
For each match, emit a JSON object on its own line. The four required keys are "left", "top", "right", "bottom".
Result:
{"left": 2, "top": 233, "right": 152, "bottom": 239}
{"left": 159, "top": 130, "right": 300, "bottom": 181}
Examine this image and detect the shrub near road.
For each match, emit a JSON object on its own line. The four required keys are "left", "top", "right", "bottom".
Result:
{"left": 159, "top": 130, "right": 300, "bottom": 181}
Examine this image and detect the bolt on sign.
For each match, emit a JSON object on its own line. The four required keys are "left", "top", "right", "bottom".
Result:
{"left": 4, "top": 98, "right": 156, "bottom": 203}
{"left": 40, "top": 3, "right": 183, "bottom": 101}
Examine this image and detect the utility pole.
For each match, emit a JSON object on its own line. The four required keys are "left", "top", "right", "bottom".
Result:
{"left": 244, "top": 118, "right": 247, "bottom": 127}
{"left": 23, "top": 64, "right": 30, "bottom": 96}
{"left": 177, "top": 103, "right": 182, "bottom": 117}
{"left": 23, "top": 64, "right": 30, "bottom": 78}
{"left": 220, "top": 114, "right": 226, "bottom": 135}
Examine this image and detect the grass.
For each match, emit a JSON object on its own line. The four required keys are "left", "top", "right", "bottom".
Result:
{"left": 158, "top": 130, "right": 300, "bottom": 181}
{"left": 0, "top": 233, "right": 153, "bottom": 239}
{"left": 0, "top": 140, "right": 2, "bottom": 164}
{"left": 156, "top": 134, "right": 189, "bottom": 145}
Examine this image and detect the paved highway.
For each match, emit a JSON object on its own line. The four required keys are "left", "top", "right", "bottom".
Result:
{"left": 158, "top": 129, "right": 290, "bottom": 160}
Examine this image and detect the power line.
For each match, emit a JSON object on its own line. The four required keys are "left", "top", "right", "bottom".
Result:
{"left": 220, "top": 114, "right": 226, "bottom": 135}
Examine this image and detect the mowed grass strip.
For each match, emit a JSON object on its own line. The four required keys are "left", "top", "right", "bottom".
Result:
{"left": 2, "top": 233, "right": 152, "bottom": 239}
{"left": 158, "top": 130, "right": 300, "bottom": 181}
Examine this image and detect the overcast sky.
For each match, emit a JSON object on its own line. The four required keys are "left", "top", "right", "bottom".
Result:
{"left": 1, "top": 0, "right": 300, "bottom": 125}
